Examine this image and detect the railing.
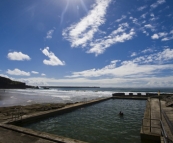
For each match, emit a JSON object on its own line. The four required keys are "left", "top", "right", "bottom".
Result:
{"left": 11, "top": 107, "right": 23, "bottom": 121}
{"left": 160, "top": 120, "right": 173, "bottom": 143}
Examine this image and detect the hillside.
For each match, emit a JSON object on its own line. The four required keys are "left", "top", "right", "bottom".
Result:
{"left": 0, "top": 76, "right": 27, "bottom": 89}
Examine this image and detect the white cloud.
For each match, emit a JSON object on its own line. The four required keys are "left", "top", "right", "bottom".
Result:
{"left": 141, "top": 13, "right": 148, "bottom": 19}
{"left": 6, "top": 69, "right": 30, "bottom": 76}
{"left": 7, "top": 52, "right": 31, "bottom": 61}
{"left": 144, "top": 24, "right": 155, "bottom": 31}
{"left": 170, "top": 30, "right": 173, "bottom": 34}
{"left": 158, "top": 32, "right": 168, "bottom": 37}
{"left": 151, "top": 34, "right": 159, "bottom": 39}
{"left": 131, "top": 52, "right": 137, "bottom": 57}
{"left": 41, "top": 73, "right": 46, "bottom": 76}
{"left": 115, "top": 15, "right": 126, "bottom": 22}
{"left": 46, "top": 29, "right": 54, "bottom": 39}
{"left": 63, "top": 0, "right": 111, "bottom": 48}
{"left": 0, "top": 74, "right": 9, "bottom": 78}
{"left": 87, "top": 25, "right": 135, "bottom": 55}
{"left": 151, "top": 32, "right": 168, "bottom": 40}
{"left": 41, "top": 47, "right": 65, "bottom": 66}
{"left": 10, "top": 49, "right": 173, "bottom": 87}
{"left": 138, "top": 5, "right": 147, "bottom": 11}
{"left": 31, "top": 71, "right": 39, "bottom": 74}
{"left": 14, "top": 75, "right": 173, "bottom": 87}
{"left": 142, "top": 30, "right": 149, "bottom": 36}
{"left": 66, "top": 48, "right": 173, "bottom": 79}
{"left": 141, "top": 48, "right": 154, "bottom": 53}
{"left": 150, "top": 0, "right": 165, "bottom": 9}
{"left": 161, "top": 37, "right": 173, "bottom": 41}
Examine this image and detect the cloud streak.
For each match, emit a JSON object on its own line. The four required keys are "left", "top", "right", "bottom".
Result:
{"left": 150, "top": 0, "right": 165, "bottom": 9}
{"left": 88, "top": 28, "right": 135, "bottom": 55}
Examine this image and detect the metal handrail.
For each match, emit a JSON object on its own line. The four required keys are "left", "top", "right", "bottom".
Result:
{"left": 160, "top": 120, "right": 173, "bottom": 143}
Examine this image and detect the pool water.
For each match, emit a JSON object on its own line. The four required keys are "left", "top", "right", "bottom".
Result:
{"left": 22, "top": 99, "right": 146, "bottom": 143}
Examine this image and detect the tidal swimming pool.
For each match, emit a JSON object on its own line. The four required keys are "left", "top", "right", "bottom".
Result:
{"left": 22, "top": 99, "right": 146, "bottom": 143}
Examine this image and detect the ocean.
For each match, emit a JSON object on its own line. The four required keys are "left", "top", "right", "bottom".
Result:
{"left": 0, "top": 87, "right": 172, "bottom": 107}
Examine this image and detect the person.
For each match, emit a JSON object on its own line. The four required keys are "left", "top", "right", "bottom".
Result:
{"left": 119, "top": 111, "right": 123, "bottom": 116}
{"left": 158, "top": 90, "right": 160, "bottom": 96}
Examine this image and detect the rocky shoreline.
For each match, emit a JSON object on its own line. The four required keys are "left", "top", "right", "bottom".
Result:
{"left": 0, "top": 102, "right": 75, "bottom": 123}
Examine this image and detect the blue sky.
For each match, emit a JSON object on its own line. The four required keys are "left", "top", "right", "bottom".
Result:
{"left": 0, "top": 0, "right": 173, "bottom": 87}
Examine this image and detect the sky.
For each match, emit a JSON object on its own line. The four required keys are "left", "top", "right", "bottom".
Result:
{"left": 0, "top": 0, "right": 173, "bottom": 87}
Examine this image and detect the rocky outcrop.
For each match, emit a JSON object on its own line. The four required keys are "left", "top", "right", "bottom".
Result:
{"left": 0, "top": 76, "right": 26, "bottom": 89}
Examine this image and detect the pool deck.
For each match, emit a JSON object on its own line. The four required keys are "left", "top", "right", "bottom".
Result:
{"left": 141, "top": 97, "right": 173, "bottom": 143}
{"left": 0, "top": 96, "right": 173, "bottom": 143}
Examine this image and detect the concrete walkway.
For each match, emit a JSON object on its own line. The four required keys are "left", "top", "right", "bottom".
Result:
{"left": 0, "top": 126, "right": 56, "bottom": 143}
{"left": 141, "top": 98, "right": 161, "bottom": 142}
{"left": 150, "top": 98, "right": 161, "bottom": 135}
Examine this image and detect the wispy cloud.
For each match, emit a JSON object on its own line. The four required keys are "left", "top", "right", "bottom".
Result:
{"left": 161, "top": 37, "right": 173, "bottom": 41}
{"left": 141, "top": 48, "right": 154, "bottom": 54}
{"left": 46, "top": 29, "right": 54, "bottom": 39}
{"left": 137, "top": 5, "right": 147, "bottom": 11}
{"left": 150, "top": 0, "right": 165, "bottom": 9}
{"left": 140, "top": 13, "right": 148, "bottom": 19}
{"left": 131, "top": 52, "right": 137, "bottom": 57}
{"left": 87, "top": 24, "right": 135, "bottom": 55}
{"left": 6, "top": 68, "right": 30, "bottom": 76}
{"left": 144, "top": 24, "right": 155, "bottom": 31}
{"left": 63, "top": 0, "right": 111, "bottom": 48}
{"left": 7, "top": 51, "right": 31, "bottom": 61}
{"left": 31, "top": 71, "right": 39, "bottom": 74}
{"left": 161, "top": 31, "right": 173, "bottom": 41}
{"left": 116, "top": 15, "right": 126, "bottom": 22}
{"left": 41, "top": 47, "right": 65, "bottom": 66}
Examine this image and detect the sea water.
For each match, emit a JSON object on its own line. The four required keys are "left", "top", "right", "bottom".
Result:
{"left": 0, "top": 87, "right": 172, "bottom": 107}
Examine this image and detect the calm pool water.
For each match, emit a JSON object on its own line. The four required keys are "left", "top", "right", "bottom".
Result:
{"left": 22, "top": 99, "right": 146, "bottom": 143}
